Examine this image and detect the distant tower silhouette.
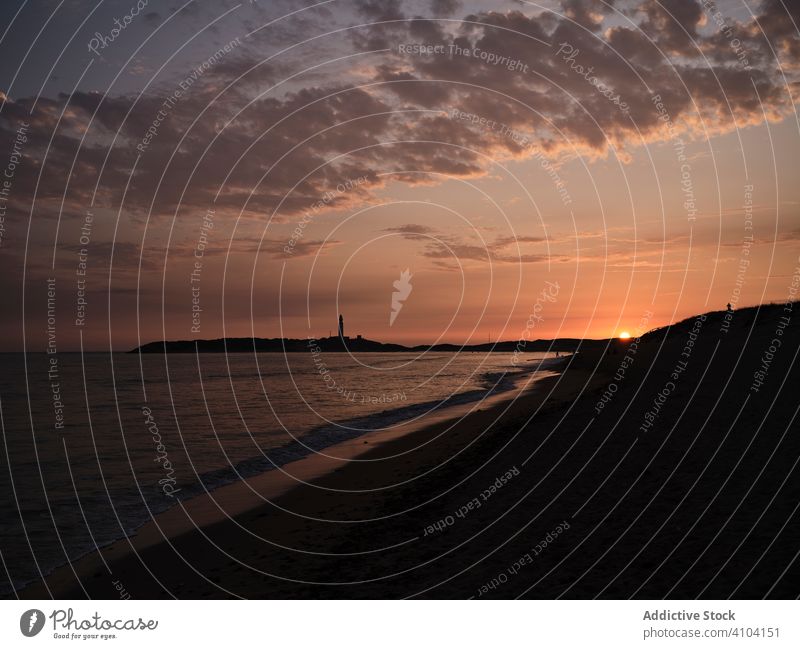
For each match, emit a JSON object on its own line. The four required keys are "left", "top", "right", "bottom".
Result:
{"left": 338, "top": 314, "right": 344, "bottom": 339}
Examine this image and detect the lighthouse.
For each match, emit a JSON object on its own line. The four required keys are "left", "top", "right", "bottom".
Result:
{"left": 338, "top": 314, "right": 344, "bottom": 339}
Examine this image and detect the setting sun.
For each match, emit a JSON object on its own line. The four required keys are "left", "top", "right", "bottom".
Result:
{"left": 619, "top": 332, "right": 631, "bottom": 340}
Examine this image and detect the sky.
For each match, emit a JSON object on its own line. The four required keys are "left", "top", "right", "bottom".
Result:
{"left": 0, "top": 0, "right": 798, "bottom": 350}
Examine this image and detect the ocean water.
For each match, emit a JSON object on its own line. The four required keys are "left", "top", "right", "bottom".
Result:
{"left": 0, "top": 350, "right": 558, "bottom": 594}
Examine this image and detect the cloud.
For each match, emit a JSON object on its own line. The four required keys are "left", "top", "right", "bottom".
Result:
{"left": 385, "top": 224, "right": 561, "bottom": 265}
{"left": 383, "top": 223, "right": 437, "bottom": 238}
{"left": 5, "top": 1, "right": 795, "bottom": 351}
{"left": 0, "top": 0, "right": 797, "bottom": 250}
{"left": 354, "top": 0, "right": 406, "bottom": 21}
{"left": 429, "top": 0, "right": 461, "bottom": 18}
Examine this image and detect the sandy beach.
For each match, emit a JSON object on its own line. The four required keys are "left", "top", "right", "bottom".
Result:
{"left": 19, "top": 303, "right": 799, "bottom": 599}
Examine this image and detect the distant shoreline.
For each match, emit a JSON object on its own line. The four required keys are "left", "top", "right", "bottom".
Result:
{"left": 129, "top": 336, "right": 604, "bottom": 354}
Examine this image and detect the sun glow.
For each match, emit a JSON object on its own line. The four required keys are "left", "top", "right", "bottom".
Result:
{"left": 619, "top": 331, "right": 631, "bottom": 340}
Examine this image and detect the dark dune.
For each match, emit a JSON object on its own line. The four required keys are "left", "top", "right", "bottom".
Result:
{"left": 130, "top": 335, "right": 597, "bottom": 354}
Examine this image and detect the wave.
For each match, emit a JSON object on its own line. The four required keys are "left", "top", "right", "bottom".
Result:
{"left": 163, "top": 356, "right": 564, "bottom": 500}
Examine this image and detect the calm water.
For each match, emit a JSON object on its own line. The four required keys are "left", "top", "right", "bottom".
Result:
{"left": 0, "top": 350, "right": 558, "bottom": 594}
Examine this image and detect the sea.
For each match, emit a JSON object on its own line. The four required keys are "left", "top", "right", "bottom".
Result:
{"left": 0, "top": 350, "right": 559, "bottom": 595}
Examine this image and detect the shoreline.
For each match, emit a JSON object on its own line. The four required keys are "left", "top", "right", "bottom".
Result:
{"left": 130, "top": 337, "right": 598, "bottom": 354}
{"left": 18, "top": 356, "right": 576, "bottom": 598}
{"left": 16, "top": 303, "right": 799, "bottom": 598}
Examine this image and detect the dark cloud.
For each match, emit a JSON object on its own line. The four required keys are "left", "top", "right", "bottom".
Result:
{"left": 384, "top": 223, "right": 437, "bottom": 235}
{"left": 375, "top": 65, "right": 453, "bottom": 106}
{"left": 562, "top": 0, "right": 616, "bottom": 31}
{"left": 429, "top": 0, "right": 461, "bottom": 18}
{"left": 355, "top": 0, "right": 406, "bottom": 21}
{"left": 269, "top": 237, "right": 342, "bottom": 259}
{"left": 639, "top": 0, "right": 705, "bottom": 52}
{"left": 408, "top": 16, "right": 448, "bottom": 42}
{"left": 143, "top": 12, "right": 162, "bottom": 25}
{"left": 756, "top": 0, "right": 800, "bottom": 39}
{"left": 605, "top": 26, "right": 662, "bottom": 67}
{"left": 493, "top": 235, "right": 548, "bottom": 247}
{"left": 385, "top": 225, "right": 558, "bottom": 264}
